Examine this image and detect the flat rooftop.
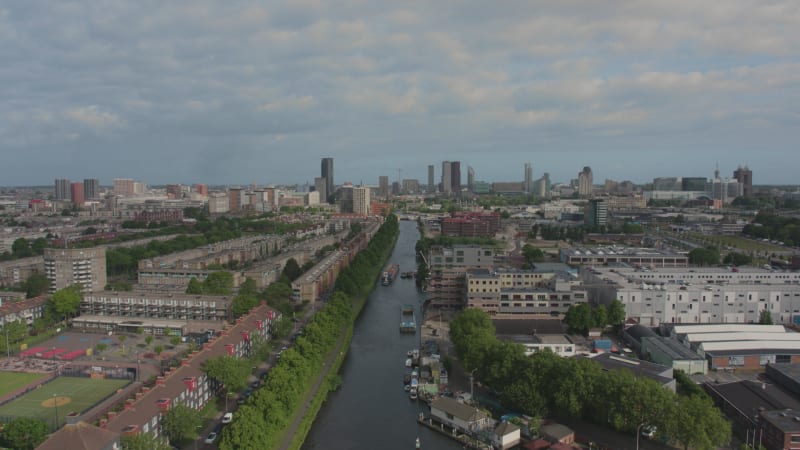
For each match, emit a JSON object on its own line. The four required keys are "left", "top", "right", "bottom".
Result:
{"left": 642, "top": 336, "right": 703, "bottom": 360}
{"left": 492, "top": 319, "right": 567, "bottom": 336}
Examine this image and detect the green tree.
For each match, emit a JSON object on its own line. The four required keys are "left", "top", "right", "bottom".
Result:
{"left": 96, "top": 343, "right": 107, "bottom": 352}
{"left": 52, "top": 285, "right": 82, "bottom": 324}
{"left": 204, "top": 355, "right": 252, "bottom": 394}
{"left": 449, "top": 309, "right": 496, "bottom": 373}
{"left": 23, "top": 273, "right": 49, "bottom": 298}
{"left": 564, "top": 303, "right": 592, "bottom": 335}
{"left": 723, "top": 252, "right": 752, "bottom": 266}
{"left": 1, "top": 417, "right": 49, "bottom": 450}
{"left": 521, "top": 244, "right": 545, "bottom": 267}
{"left": 154, "top": 345, "right": 164, "bottom": 355}
{"left": 238, "top": 277, "right": 258, "bottom": 297}
{"left": 161, "top": 404, "right": 202, "bottom": 444}
{"left": 118, "top": 335, "right": 127, "bottom": 354}
{"left": 145, "top": 335, "right": 154, "bottom": 347}
{"left": 607, "top": 300, "right": 626, "bottom": 329}
{"left": 11, "top": 238, "right": 32, "bottom": 258}
{"left": 759, "top": 309, "right": 774, "bottom": 325}
{"left": 204, "top": 271, "right": 234, "bottom": 295}
{"left": 592, "top": 304, "right": 608, "bottom": 329}
{"left": 610, "top": 374, "right": 674, "bottom": 446}
{"left": 186, "top": 278, "right": 205, "bottom": 294}
{"left": 688, "top": 247, "right": 720, "bottom": 266}
{"left": 666, "top": 395, "right": 731, "bottom": 450}
{"left": 170, "top": 336, "right": 181, "bottom": 346}
{"left": 219, "top": 405, "right": 272, "bottom": 450}
{"left": 231, "top": 294, "right": 259, "bottom": 318}
{"left": 120, "top": 433, "right": 172, "bottom": 450}
{"left": 282, "top": 258, "right": 303, "bottom": 282}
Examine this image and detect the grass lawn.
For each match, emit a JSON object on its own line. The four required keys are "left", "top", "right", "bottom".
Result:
{"left": 687, "top": 233, "right": 787, "bottom": 254}
{"left": 0, "top": 376, "right": 129, "bottom": 426}
{"left": 0, "top": 371, "right": 48, "bottom": 398}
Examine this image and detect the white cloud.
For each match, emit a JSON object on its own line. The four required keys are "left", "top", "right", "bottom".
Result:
{"left": 64, "top": 106, "right": 124, "bottom": 129}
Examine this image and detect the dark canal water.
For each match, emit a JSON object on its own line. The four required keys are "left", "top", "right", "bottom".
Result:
{"left": 302, "top": 220, "right": 461, "bottom": 450}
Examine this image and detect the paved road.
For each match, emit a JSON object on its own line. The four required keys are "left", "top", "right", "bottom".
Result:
{"left": 276, "top": 327, "right": 348, "bottom": 450}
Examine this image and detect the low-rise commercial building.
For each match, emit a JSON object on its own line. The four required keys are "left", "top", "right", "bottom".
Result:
{"left": 580, "top": 352, "right": 676, "bottom": 392}
{"left": 641, "top": 336, "right": 707, "bottom": 375}
{"left": 561, "top": 246, "right": 688, "bottom": 267}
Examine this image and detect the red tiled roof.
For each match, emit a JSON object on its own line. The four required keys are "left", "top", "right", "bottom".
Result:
{"left": 105, "top": 303, "right": 278, "bottom": 434}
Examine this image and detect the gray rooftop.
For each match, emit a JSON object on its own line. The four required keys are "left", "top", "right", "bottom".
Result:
{"left": 642, "top": 336, "right": 704, "bottom": 360}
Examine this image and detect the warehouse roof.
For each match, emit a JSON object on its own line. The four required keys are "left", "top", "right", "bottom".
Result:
{"left": 673, "top": 324, "right": 786, "bottom": 335}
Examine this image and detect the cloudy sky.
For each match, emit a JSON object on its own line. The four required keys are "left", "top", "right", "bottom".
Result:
{"left": 2, "top": 1, "right": 799, "bottom": 186}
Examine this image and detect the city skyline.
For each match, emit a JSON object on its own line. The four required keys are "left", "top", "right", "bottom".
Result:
{"left": 2, "top": 2, "right": 799, "bottom": 185}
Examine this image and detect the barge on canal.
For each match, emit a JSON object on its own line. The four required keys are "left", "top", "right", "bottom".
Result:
{"left": 400, "top": 304, "right": 416, "bottom": 333}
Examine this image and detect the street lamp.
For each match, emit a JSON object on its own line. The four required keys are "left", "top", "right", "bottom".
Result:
{"left": 4, "top": 324, "right": 10, "bottom": 359}
{"left": 52, "top": 394, "right": 59, "bottom": 429}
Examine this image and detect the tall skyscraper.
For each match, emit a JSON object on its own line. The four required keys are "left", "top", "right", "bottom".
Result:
{"left": 70, "top": 182, "right": 85, "bottom": 206}
{"left": 524, "top": 163, "right": 533, "bottom": 193}
{"left": 83, "top": 178, "right": 99, "bottom": 199}
{"left": 467, "top": 166, "right": 475, "bottom": 193}
{"left": 378, "top": 175, "right": 389, "bottom": 198}
{"left": 451, "top": 161, "right": 461, "bottom": 195}
{"left": 427, "top": 165, "right": 435, "bottom": 193}
{"left": 578, "top": 166, "right": 593, "bottom": 197}
{"left": 321, "top": 157, "right": 334, "bottom": 203}
{"left": 54, "top": 179, "right": 71, "bottom": 200}
{"left": 441, "top": 161, "right": 452, "bottom": 194}
{"left": 228, "top": 187, "right": 243, "bottom": 211}
{"left": 733, "top": 165, "right": 753, "bottom": 198}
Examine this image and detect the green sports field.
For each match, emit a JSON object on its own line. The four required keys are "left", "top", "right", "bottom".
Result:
{"left": 0, "top": 376, "right": 129, "bottom": 426}
{"left": 0, "top": 371, "right": 48, "bottom": 398}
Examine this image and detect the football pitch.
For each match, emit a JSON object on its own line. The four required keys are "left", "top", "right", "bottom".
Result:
{"left": 0, "top": 376, "right": 129, "bottom": 426}
{"left": 0, "top": 371, "right": 48, "bottom": 398}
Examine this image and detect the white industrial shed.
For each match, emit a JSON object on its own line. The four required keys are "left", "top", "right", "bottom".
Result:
{"left": 671, "top": 324, "right": 787, "bottom": 336}
{"left": 698, "top": 340, "right": 800, "bottom": 357}
{"left": 684, "top": 332, "right": 800, "bottom": 346}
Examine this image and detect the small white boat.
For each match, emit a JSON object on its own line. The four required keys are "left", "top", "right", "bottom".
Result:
{"left": 405, "top": 358, "right": 412, "bottom": 367}
{"left": 409, "top": 389, "right": 418, "bottom": 400}
{"left": 404, "top": 384, "right": 411, "bottom": 392}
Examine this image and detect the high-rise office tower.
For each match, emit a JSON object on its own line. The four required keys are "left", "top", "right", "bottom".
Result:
{"left": 585, "top": 199, "right": 608, "bottom": 227}
{"left": 524, "top": 163, "right": 533, "bottom": 193}
{"left": 427, "top": 165, "right": 435, "bottom": 193}
{"left": 578, "top": 166, "right": 593, "bottom": 197}
{"left": 441, "top": 162, "right": 452, "bottom": 194}
{"left": 378, "top": 176, "right": 389, "bottom": 198}
{"left": 733, "top": 165, "right": 753, "bottom": 198}
{"left": 321, "top": 157, "right": 334, "bottom": 203}
{"left": 83, "top": 179, "right": 99, "bottom": 199}
{"left": 451, "top": 161, "right": 461, "bottom": 195}
{"left": 70, "top": 182, "right": 85, "bottom": 206}
{"left": 54, "top": 179, "right": 71, "bottom": 200}
{"left": 467, "top": 166, "right": 475, "bottom": 193}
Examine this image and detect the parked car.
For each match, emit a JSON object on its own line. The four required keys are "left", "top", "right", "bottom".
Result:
{"left": 251, "top": 380, "right": 260, "bottom": 389}
{"left": 641, "top": 425, "right": 657, "bottom": 439}
{"left": 205, "top": 432, "right": 218, "bottom": 444}
{"left": 222, "top": 412, "right": 233, "bottom": 424}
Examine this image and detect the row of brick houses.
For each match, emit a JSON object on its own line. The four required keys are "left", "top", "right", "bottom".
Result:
{"left": 36, "top": 303, "right": 280, "bottom": 449}
{"left": 0, "top": 295, "right": 47, "bottom": 326}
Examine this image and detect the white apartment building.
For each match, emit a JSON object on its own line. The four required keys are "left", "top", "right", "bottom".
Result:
{"left": 583, "top": 267, "right": 800, "bottom": 326}
{"left": 466, "top": 268, "right": 587, "bottom": 316}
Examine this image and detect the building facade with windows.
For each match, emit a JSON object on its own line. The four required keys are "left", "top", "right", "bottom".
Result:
{"left": 583, "top": 267, "right": 800, "bottom": 326}
{"left": 44, "top": 247, "right": 107, "bottom": 294}
{"left": 466, "top": 268, "right": 586, "bottom": 316}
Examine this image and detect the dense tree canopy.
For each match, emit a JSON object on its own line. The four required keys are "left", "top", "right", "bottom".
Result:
{"left": 688, "top": 247, "right": 720, "bottom": 266}
{"left": 449, "top": 308, "right": 731, "bottom": 449}
{"left": 1, "top": 417, "right": 49, "bottom": 450}
{"left": 161, "top": 404, "right": 202, "bottom": 444}
{"left": 52, "top": 285, "right": 82, "bottom": 323}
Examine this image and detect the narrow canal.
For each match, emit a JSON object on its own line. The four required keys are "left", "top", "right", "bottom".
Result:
{"left": 303, "top": 219, "right": 461, "bottom": 450}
